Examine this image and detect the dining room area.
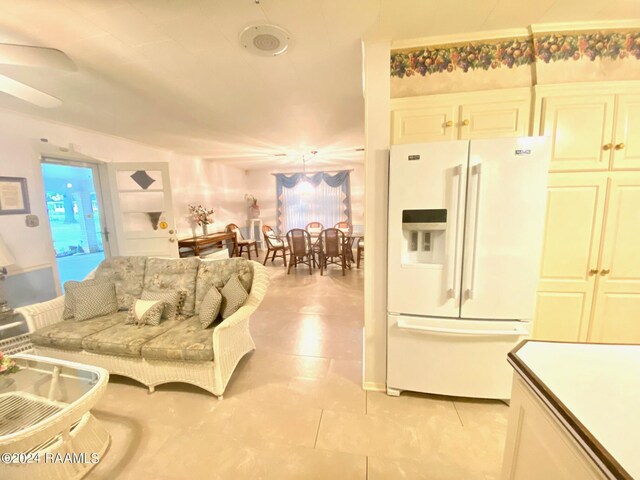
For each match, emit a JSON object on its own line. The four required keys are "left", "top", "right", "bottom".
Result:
{"left": 176, "top": 161, "right": 365, "bottom": 279}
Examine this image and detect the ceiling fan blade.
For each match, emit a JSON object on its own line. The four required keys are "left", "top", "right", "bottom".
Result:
{"left": 0, "top": 74, "right": 62, "bottom": 108}
{"left": 0, "top": 44, "right": 76, "bottom": 71}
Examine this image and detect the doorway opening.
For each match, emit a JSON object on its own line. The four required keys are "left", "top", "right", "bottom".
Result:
{"left": 41, "top": 160, "right": 109, "bottom": 289}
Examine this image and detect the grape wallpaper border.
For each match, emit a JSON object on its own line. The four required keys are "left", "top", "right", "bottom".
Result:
{"left": 390, "top": 30, "right": 640, "bottom": 79}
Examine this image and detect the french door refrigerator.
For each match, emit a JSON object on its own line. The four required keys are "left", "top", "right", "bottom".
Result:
{"left": 387, "top": 137, "right": 550, "bottom": 400}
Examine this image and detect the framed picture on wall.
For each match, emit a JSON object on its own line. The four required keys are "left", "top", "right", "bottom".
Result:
{"left": 0, "top": 176, "right": 30, "bottom": 215}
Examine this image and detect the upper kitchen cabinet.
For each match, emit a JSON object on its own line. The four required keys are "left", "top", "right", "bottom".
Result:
{"left": 613, "top": 94, "right": 640, "bottom": 170}
{"left": 391, "top": 105, "right": 457, "bottom": 143}
{"left": 539, "top": 94, "right": 615, "bottom": 172}
{"left": 390, "top": 88, "right": 531, "bottom": 144}
{"left": 535, "top": 82, "right": 640, "bottom": 172}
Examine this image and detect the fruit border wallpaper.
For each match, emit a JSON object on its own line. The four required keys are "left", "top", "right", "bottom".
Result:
{"left": 391, "top": 38, "right": 534, "bottom": 79}
{"left": 390, "top": 29, "right": 640, "bottom": 98}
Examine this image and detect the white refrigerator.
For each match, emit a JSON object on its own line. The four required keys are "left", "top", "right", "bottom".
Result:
{"left": 387, "top": 137, "right": 550, "bottom": 400}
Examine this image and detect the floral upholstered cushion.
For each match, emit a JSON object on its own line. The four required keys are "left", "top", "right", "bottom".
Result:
{"left": 220, "top": 274, "right": 248, "bottom": 319}
{"left": 82, "top": 319, "right": 180, "bottom": 357}
{"left": 199, "top": 286, "right": 222, "bottom": 328}
{"left": 63, "top": 278, "right": 112, "bottom": 320}
{"left": 194, "top": 258, "right": 252, "bottom": 314}
{"left": 141, "top": 316, "right": 214, "bottom": 362}
{"left": 125, "top": 299, "right": 164, "bottom": 326}
{"left": 31, "top": 311, "right": 127, "bottom": 351}
{"left": 143, "top": 257, "right": 200, "bottom": 317}
{"left": 73, "top": 281, "right": 119, "bottom": 321}
{"left": 95, "top": 256, "right": 147, "bottom": 310}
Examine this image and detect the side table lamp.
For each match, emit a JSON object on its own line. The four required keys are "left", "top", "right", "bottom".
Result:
{"left": 0, "top": 234, "right": 16, "bottom": 313}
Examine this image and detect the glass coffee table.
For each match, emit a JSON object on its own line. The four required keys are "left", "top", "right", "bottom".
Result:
{"left": 0, "top": 354, "right": 110, "bottom": 480}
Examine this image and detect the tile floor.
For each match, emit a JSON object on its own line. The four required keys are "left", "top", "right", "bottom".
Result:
{"left": 88, "top": 258, "right": 509, "bottom": 479}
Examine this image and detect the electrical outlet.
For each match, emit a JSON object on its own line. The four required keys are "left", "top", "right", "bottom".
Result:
{"left": 25, "top": 214, "right": 39, "bottom": 227}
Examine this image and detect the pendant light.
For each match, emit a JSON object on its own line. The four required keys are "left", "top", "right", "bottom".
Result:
{"left": 298, "top": 153, "right": 314, "bottom": 196}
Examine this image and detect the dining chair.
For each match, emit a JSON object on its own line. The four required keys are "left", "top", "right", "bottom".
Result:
{"left": 225, "top": 223, "right": 258, "bottom": 260}
{"left": 318, "top": 228, "right": 347, "bottom": 276}
{"left": 357, "top": 237, "right": 364, "bottom": 269}
{"left": 333, "top": 221, "right": 352, "bottom": 235}
{"left": 305, "top": 222, "right": 324, "bottom": 267}
{"left": 262, "top": 225, "right": 287, "bottom": 267}
{"left": 334, "top": 221, "right": 354, "bottom": 263}
{"left": 305, "top": 222, "right": 324, "bottom": 235}
{"left": 286, "top": 229, "right": 313, "bottom": 275}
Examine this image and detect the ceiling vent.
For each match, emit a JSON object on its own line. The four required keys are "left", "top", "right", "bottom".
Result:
{"left": 240, "top": 25, "right": 290, "bottom": 57}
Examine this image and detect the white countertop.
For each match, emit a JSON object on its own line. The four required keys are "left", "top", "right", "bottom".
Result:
{"left": 511, "top": 341, "right": 640, "bottom": 479}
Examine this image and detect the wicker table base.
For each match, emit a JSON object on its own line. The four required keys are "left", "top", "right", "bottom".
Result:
{"left": 0, "top": 354, "right": 110, "bottom": 480}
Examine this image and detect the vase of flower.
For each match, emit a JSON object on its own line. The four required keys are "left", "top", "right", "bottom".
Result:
{"left": 188, "top": 204, "right": 216, "bottom": 236}
{"left": 245, "top": 194, "right": 260, "bottom": 219}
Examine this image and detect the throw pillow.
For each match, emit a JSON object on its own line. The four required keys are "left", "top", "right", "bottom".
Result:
{"left": 141, "top": 289, "right": 180, "bottom": 320}
{"left": 220, "top": 274, "right": 248, "bottom": 319}
{"left": 73, "top": 281, "right": 119, "bottom": 322}
{"left": 63, "top": 278, "right": 112, "bottom": 320}
{"left": 199, "top": 286, "right": 222, "bottom": 329}
{"left": 126, "top": 299, "right": 165, "bottom": 326}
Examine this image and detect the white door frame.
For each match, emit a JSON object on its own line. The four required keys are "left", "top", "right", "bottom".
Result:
{"left": 40, "top": 155, "right": 117, "bottom": 292}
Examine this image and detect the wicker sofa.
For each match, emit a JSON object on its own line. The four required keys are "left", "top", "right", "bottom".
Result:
{"left": 15, "top": 256, "right": 269, "bottom": 398}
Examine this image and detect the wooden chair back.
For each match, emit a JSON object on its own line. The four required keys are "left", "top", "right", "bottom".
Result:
{"left": 305, "top": 222, "right": 324, "bottom": 234}
{"left": 225, "top": 223, "right": 244, "bottom": 240}
{"left": 334, "top": 221, "right": 352, "bottom": 235}
{"left": 320, "top": 228, "right": 345, "bottom": 257}
{"left": 262, "top": 225, "right": 281, "bottom": 248}
{"left": 286, "top": 229, "right": 311, "bottom": 256}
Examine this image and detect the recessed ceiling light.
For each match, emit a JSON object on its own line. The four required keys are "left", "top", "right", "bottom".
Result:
{"left": 240, "top": 25, "right": 291, "bottom": 57}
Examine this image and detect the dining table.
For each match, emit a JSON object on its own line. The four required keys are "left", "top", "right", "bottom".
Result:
{"left": 178, "top": 231, "right": 239, "bottom": 258}
{"left": 277, "top": 231, "right": 363, "bottom": 269}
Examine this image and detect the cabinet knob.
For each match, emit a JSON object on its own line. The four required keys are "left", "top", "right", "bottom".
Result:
{"left": 461, "top": 119, "right": 470, "bottom": 126}
{"left": 169, "top": 237, "right": 176, "bottom": 243}
{"left": 169, "top": 229, "right": 175, "bottom": 234}
{"left": 589, "top": 268, "right": 599, "bottom": 275}
{"left": 615, "top": 143, "right": 625, "bottom": 150}
{"left": 445, "top": 120, "right": 453, "bottom": 127}
{"left": 600, "top": 269, "right": 610, "bottom": 275}
{"left": 603, "top": 143, "right": 613, "bottom": 151}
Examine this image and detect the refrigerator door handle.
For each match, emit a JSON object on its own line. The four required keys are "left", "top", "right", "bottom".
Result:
{"left": 448, "top": 164, "right": 464, "bottom": 300}
{"left": 466, "top": 163, "right": 482, "bottom": 300}
{"left": 397, "top": 319, "right": 528, "bottom": 337}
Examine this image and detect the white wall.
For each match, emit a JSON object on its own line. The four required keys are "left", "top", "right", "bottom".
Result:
{"left": 363, "top": 40, "right": 391, "bottom": 391}
{"left": 0, "top": 108, "right": 246, "bottom": 297}
{"left": 245, "top": 164, "right": 365, "bottom": 233}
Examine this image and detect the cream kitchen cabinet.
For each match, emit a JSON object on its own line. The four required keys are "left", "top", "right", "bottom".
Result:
{"left": 534, "top": 171, "right": 640, "bottom": 344}
{"left": 502, "top": 377, "right": 606, "bottom": 480}
{"left": 536, "top": 83, "right": 640, "bottom": 172}
{"left": 391, "top": 88, "right": 531, "bottom": 144}
{"left": 612, "top": 94, "right": 640, "bottom": 170}
{"left": 502, "top": 341, "right": 638, "bottom": 479}
{"left": 588, "top": 174, "right": 640, "bottom": 343}
{"left": 533, "top": 173, "right": 607, "bottom": 342}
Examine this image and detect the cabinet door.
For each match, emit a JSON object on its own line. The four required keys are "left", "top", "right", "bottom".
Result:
{"left": 459, "top": 98, "right": 530, "bottom": 139}
{"left": 391, "top": 105, "right": 457, "bottom": 144}
{"left": 589, "top": 174, "right": 640, "bottom": 343}
{"left": 501, "top": 377, "right": 607, "bottom": 480}
{"left": 612, "top": 94, "right": 640, "bottom": 170}
{"left": 541, "top": 95, "right": 615, "bottom": 172}
{"left": 533, "top": 173, "right": 607, "bottom": 342}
